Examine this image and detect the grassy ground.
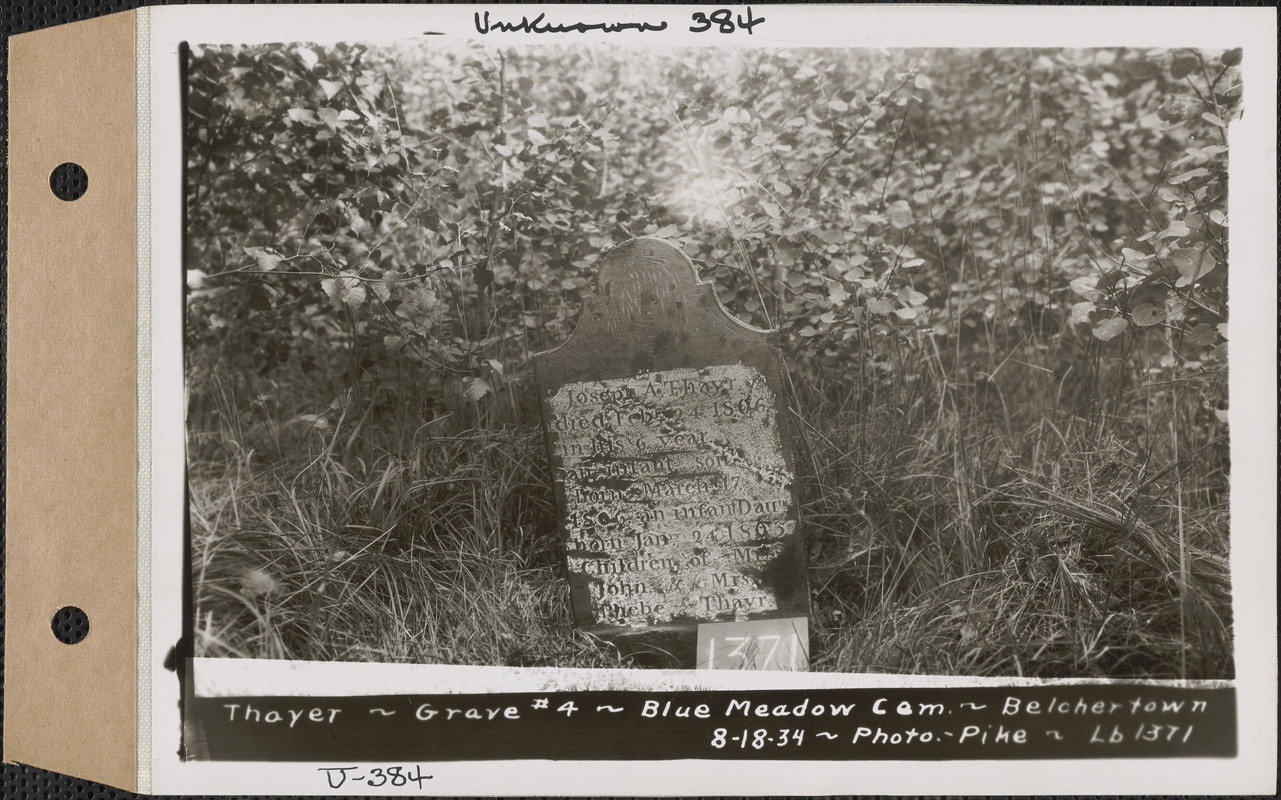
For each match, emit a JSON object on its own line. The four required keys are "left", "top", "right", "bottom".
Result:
{"left": 189, "top": 310, "right": 1232, "bottom": 679}
{"left": 794, "top": 331, "right": 1231, "bottom": 678}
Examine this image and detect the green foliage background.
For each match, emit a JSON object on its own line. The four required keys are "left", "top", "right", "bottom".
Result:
{"left": 186, "top": 42, "right": 1236, "bottom": 677}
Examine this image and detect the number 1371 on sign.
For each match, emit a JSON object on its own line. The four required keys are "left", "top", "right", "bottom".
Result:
{"left": 697, "top": 618, "right": 809, "bottom": 671}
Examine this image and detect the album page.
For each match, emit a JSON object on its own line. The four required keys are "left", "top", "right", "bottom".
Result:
{"left": 10, "top": 3, "right": 1275, "bottom": 795}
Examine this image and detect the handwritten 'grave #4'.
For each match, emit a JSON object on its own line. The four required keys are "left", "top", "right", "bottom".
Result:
{"left": 533, "top": 238, "right": 810, "bottom": 667}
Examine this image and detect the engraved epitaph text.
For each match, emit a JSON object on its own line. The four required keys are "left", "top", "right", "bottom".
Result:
{"left": 551, "top": 364, "right": 792, "bottom": 626}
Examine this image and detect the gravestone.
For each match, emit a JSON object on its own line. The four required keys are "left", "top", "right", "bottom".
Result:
{"left": 533, "top": 237, "right": 810, "bottom": 669}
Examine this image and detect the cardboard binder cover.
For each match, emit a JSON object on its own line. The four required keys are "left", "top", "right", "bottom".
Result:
{"left": 5, "top": 10, "right": 140, "bottom": 792}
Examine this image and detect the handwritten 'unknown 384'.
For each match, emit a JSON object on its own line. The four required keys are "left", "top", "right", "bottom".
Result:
{"left": 473, "top": 8, "right": 764, "bottom": 36}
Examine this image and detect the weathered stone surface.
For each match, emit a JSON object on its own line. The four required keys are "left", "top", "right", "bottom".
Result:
{"left": 533, "top": 237, "right": 809, "bottom": 668}
{"left": 549, "top": 363, "right": 794, "bottom": 626}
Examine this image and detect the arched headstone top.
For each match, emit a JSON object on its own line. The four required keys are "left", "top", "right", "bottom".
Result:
{"left": 594, "top": 239, "right": 694, "bottom": 354}
{"left": 595, "top": 236, "right": 699, "bottom": 296}
{"left": 535, "top": 237, "right": 776, "bottom": 383}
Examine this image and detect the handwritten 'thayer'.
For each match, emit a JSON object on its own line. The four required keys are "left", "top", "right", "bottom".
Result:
{"left": 473, "top": 8, "right": 765, "bottom": 36}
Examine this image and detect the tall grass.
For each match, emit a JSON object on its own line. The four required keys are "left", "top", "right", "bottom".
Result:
{"left": 189, "top": 298, "right": 1231, "bottom": 678}
{"left": 189, "top": 397, "right": 626, "bottom": 668}
{"left": 189, "top": 196, "right": 1232, "bottom": 681}
{"left": 792, "top": 319, "right": 1230, "bottom": 678}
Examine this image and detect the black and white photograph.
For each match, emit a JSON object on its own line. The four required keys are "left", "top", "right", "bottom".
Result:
{"left": 185, "top": 36, "right": 1238, "bottom": 680}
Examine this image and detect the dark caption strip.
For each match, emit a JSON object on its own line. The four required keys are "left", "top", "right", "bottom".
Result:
{"left": 186, "top": 685, "right": 1234, "bottom": 761}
